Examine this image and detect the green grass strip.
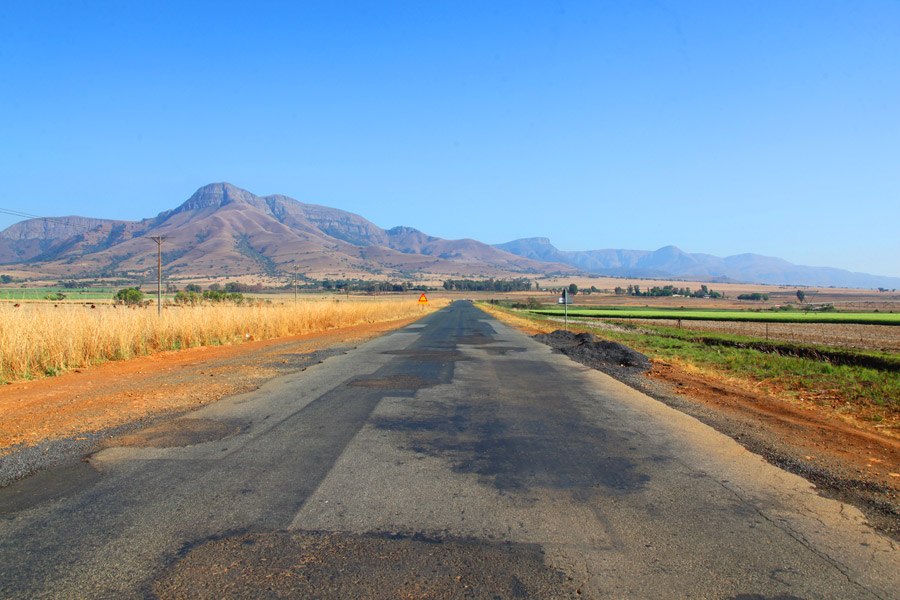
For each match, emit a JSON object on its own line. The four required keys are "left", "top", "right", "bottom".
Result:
{"left": 531, "top": 307, "right": 900, "bottom": 326}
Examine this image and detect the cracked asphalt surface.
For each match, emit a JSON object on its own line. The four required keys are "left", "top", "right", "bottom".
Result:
{"left": 1, "top": 301, "right": 898, "bottom": 599}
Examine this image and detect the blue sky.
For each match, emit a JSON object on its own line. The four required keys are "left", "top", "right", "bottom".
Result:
{"left": 1, "top": 1, "right": 898, "bottom": 277}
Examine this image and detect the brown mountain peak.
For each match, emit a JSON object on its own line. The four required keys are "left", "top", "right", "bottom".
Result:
{"left": 178, "top": 182, "right": 260, "bottom": 212}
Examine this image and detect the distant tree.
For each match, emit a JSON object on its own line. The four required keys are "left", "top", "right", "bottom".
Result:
{"left": 614, "top": 286, "right": 626, "bottom": 295}
{"left": 59, "top": 279, "right": 87, "bottom": 289}
{"left": 0, "top": 275, "right": 12, "bottom": 284}
{"left": 202, "top": 290, "right": 243, "bottom": 304}
{"left": 440, "top": 278, "right": 533, "bottom": 292}
{"left": 115, "top": 287, "right": 144, "bottom": 306}
{"left": 208, "top": 283, "right": 221, "bottom": 292}
{"left": 796, "top": 290, "right": 806, "bottom": 303}
{"left": 648, "top": 286, "right": 675, "bottom": 297}
{"left": 174, "top": 290, "right": 200, "bottom": 305}
{"left": 568, "top": 283, "right": 578, "bottom": 296}
{"left": 185, "top": 284, "right": 202, "bottom": 293}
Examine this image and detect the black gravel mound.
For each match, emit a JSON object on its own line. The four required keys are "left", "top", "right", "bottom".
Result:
{"left": 534, "top": 330, "right": 651, "bottom": 373}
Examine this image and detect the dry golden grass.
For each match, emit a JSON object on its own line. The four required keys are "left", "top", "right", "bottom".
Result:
{"left": 0, "top": 298, "right": 446, "bottom": 383}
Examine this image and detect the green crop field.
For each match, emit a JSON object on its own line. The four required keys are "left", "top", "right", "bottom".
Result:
{"left": 530, "top": 306, "right": 900, "bottom": 326}
{"left": 0, "top": 287, "right": 122, "bottom": 301}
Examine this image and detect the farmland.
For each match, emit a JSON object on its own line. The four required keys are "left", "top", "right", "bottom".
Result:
{"left": 0, "top": 287, "right": 121, "bottom": 301}
{"left": 531, "top": 306, "right": 900, "bottom": 326}
{"left": 562, "top": 318, "right": 900, "bottom": 352}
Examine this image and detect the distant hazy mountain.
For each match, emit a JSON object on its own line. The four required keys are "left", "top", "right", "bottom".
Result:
{"left": 494, "top": 237, "right": 900, "bottom": 289}
{"left": 0, "top": 183, "right": 574, "bottom": 280}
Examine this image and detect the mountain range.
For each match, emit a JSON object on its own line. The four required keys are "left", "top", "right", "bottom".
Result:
{"left": 0, "top": 183, "right": 573, "bottom": 282}
{"left": 494, "top": 238, "right": 900, "bottom": 289}
{"left": 1, "top": 182, "right": 897, "bottom": 289}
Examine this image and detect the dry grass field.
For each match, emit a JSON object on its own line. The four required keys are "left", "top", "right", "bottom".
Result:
{"left": 0, "top": 298, "right": 445, "bottom": 384}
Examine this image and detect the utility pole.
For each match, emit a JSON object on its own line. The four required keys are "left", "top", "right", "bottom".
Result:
{"left": 147, "top": 236, "right": 170, "bottom": 316}
{"left": 293, "top": 266, "right": 298, "bottom": 304}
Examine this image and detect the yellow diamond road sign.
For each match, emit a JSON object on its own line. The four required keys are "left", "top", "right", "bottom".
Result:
{"left": 418, "top": 293, "right": 428, "bottom": 304}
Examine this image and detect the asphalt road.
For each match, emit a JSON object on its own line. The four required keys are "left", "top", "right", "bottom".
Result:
{"left": 1, "top": 301, "right": 898, "bottom": 599}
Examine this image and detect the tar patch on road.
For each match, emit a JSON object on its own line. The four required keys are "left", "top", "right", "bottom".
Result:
{"left": 0, "top": 460, "right": 102, "bottom": 515}
{"left": 374, "top": 395, "right": 650, "bottom": 494}
{"left": 153, "top": 530, "right": 577, "bottom": 600}
{"left": 347, "top": 374, "right": 436, "bottom": 390}
{"left": 454, "top": 332, "right": 496, "bottom": 346}
{"left": 383, "top": 349, "right": 469, "bottom": 362}
{"left": 106, "top": 418, "right": 244, "bottom": 448}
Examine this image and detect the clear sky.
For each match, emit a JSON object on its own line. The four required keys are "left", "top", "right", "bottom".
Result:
{"left": 1, "top": 1, "right": 898, "bottom": 277}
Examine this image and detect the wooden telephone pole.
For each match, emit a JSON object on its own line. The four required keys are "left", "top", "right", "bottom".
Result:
{"left": 147, "top": 236, "right": 171, "bottom": 316}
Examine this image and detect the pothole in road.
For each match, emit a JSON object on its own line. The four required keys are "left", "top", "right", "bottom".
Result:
{"left": 154, "top": 530, "right": 578, "bottom": 599}
{"left": 106, "top": 418, "right": 244, "bottom": 448}
{"left": 347, "top": 374, "right": 436, "bottom": 390}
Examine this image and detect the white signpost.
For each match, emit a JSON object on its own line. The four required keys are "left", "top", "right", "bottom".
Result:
{"left": 558, "top": 289, "right": 572, "bottom": 329}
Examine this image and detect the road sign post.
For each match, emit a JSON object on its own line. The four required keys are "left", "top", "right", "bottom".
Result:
{"left": 558, "top": 289, "right": 569, "bottom": 330}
